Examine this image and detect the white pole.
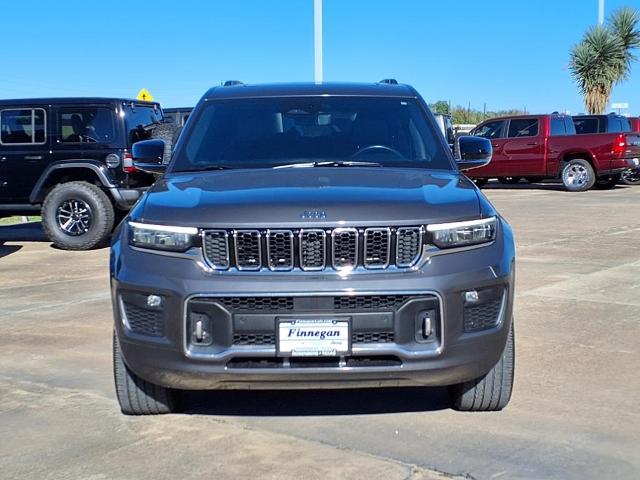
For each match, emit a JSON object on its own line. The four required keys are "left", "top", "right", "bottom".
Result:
{"left": 314, "top": 0, "right": 323, "bottom": 83}
{"left": 598, "top": 0, "right": 605, "bottom": 25}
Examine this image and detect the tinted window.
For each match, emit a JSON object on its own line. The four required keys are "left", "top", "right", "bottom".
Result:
{"left": 59, "top": 107, "right": 116, "bottom": 143}
{"left": 550, "top": 117, "right": 565, "bottom": 136}
{"left": 564, "top": 117, "right": 576, "bottom": 135}
{"left": 574, "top": 117, "right": 599, "bottom": 134}
{"left": 0, "top": 108, "right": 46, "bottom": 144}
{"left": 608, "top": 117, "right": 630, "bottom": 133}
{"left": 474, "top": 120, "right": 505, "bottom": 139}
{"left": 173, "top": 97, "right": 452, "bottom": 171}
{"left": 620, "top": 117, "right": 631, "bottom": 132}
{"left": 508, "top": 118, "right": 539, "bottom": 138}
{"left": 124, "top": 104, "right": 163, "bottom": 144}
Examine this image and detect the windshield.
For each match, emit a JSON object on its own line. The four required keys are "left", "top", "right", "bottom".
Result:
{"left": 124, "top": 104, "right": 163, "bottom": 144}
{"left": 171, "top": 97, "right": 453, "bottom": 171}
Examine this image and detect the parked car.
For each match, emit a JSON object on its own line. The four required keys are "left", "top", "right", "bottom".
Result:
{"left": 163, "top": 107, "right": 193, "bottom": 128}
{"left": 111, "top": 80, "right": 516, "bottom": 415}
{"left": 433, "top": 113, "right": 455, "bottom": 149}
{"left": 0, "top": 97, "right": 163, "bottom": 249}
{"left": 466, "top": 113, "right": 640, "bottom": 191}
{"left": 621, "top": 116, "right": 640, "bottom": 185}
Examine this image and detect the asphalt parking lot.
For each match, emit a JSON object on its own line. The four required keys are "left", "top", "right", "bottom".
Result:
{"left": 1, "top": 181, "right": 639, "bottom": 480}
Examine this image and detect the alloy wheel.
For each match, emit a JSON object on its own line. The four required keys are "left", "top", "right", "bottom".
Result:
{"left": 57, "top": 199, "right": 93, "bottom": 236}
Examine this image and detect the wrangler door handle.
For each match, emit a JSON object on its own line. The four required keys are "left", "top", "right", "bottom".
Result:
{"left": 24, "top": 155, "right": 43, "bottom": 160}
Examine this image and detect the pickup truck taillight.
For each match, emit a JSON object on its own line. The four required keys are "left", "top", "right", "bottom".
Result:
{"left": 123, "top": 151, "right": 136, "bottom": 173}
{"left": 612, "top": 134, "right": 627, "bottom": 157}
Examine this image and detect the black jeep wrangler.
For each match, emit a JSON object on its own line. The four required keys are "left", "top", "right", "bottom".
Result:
{"left": 0, "top": 98, "right": 165, "bottom": 249}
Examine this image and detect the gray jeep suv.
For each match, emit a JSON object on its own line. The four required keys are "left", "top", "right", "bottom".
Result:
{"left": 111, "top": 81, "right": 516, "bottom": 415}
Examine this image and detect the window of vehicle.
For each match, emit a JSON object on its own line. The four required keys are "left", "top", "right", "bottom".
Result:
{"left": 473, "top": 120, "right": 505, "bottom": 139}
{"left": 564, "top": 117, "right": 576, "bottom": 135}
{"left": 0, "top": 108, "right": 46, "bottom": 145}
{"left": 608, "top": 116, "right": 631, "bottom": 133}
{"left": 574, "top": 117, "right": 599, "bottom": 134}
{"left": 123, "top": 104, "right": 163, "bottom": 144}
{"left": 507, "top": 118, "right": 539, "bottom": 138}
{"left": 173, "top": 97, "right": 453, "bottom": 171}
{"left": 58, "top": 107, "right": 116, "bottom": 143}
{"left": 619, "top": 117, "right": 631, "bottom": 132}
{"left": 550, "top": 117, "right": 566, "bottom": 136}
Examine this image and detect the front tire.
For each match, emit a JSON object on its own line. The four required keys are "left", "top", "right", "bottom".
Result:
{"left": 450, "top": 322, "right": 514, "bottom": 412}
{"left": 113, "top": 332, "right": 176, "bottom": 415}
{"left": 41, "top": 181, "right": 115, "bottom": 250}
{"left": 561, "top": 159, "right": 596, "bottom": 192}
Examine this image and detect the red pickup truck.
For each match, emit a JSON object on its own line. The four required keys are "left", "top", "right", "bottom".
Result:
{"left": 466, "top": 114, "right": 640, "bottom": 191}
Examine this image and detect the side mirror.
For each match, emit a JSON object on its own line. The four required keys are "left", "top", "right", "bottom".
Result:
{"left": 132, "top": 139, "right": 166, "bottom": 174}
{"left": 456, "top": 136, "right": 492, "bottom": 170}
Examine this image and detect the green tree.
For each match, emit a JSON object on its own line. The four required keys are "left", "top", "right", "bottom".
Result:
{"left": 429, "top": 100, "right": 450, "bottom": 114}
{"left": 569, "top": 7, "right": 640, "bottom": 114}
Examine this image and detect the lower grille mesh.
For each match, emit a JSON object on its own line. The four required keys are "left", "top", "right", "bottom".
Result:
{"left": 464, "top": 298, "right": 502, "bottom": 331}
{"left": 123, "top": 302, "right": 163, "bottom": 337}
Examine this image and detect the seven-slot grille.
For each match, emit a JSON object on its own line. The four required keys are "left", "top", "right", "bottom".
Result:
{"left": 202, "top": 227, "right": 423, "bottom": 271}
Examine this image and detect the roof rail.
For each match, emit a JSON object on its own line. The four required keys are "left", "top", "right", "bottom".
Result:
{"left": 222, "top": 80, "right": 245, "bottom": 87}
{"left": 378, "top": 78, "right": 398, "bottom": 85}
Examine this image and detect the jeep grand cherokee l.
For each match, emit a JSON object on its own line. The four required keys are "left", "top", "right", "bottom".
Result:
{"left": 111, "top": 81, "right": 516, "bottom": 415}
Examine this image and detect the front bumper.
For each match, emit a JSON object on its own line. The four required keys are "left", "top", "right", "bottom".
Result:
{"left": 111, "top": 221, "right": 516, "bottom": 390}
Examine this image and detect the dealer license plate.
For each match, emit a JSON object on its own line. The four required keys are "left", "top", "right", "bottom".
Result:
{"left": 278, "top": 319, "right": 350, "bottom": 357}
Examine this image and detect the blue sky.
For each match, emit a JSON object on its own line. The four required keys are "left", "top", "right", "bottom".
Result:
{"left": 1, "top": 0, "right": 638, "bottom": 114}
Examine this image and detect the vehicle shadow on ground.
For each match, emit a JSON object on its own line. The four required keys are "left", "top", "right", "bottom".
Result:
{"left": 0, "top": 222, "right": 48, "bottom": 243}
{"left": 179, "top": 386, "right": 452, "bottom": 416}
{"left": 481, "top": 181, "right": 630, "bottom": 192}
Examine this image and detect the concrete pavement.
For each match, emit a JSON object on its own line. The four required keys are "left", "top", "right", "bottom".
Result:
{"left": 1, "top": 181, "right": 638, "bottom": 479}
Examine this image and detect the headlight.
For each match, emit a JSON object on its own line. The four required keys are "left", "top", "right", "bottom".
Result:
{"left": 128, "top": 221, "right": 198, "bottom": 252}
{"left": 427, "top": 217, "right": 497, "bottom": 249}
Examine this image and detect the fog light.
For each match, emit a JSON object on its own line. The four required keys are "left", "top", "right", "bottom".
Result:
{"left": 146, "top": 295, "right": 162, "bottom": 308}
{"left": 422, "top": 313, "right": 432, "bottom": 338}
{"left": 465, "top": 290, "right": 479, "bottom": 303}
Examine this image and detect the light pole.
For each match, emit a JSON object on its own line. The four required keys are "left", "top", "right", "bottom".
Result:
{"left": 598, "top": 0, "right": 605, "bottom": 25}
{"left": 314, "top": 0, "right": 323, "bottom": 83}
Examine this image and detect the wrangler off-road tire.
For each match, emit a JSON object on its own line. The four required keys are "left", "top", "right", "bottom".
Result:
{"left": 450, "top": 322, "right": 514, "bottom": 412}
{"left": 113, "top": 332, "right": 176, "bottom": 415}
{"left": 42, "top": 181, "right": 114, "bottom": 250}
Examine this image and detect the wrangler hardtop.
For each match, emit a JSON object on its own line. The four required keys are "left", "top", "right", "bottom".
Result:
{"left": 0, "top": 97, "right": 165, "bottom": 249}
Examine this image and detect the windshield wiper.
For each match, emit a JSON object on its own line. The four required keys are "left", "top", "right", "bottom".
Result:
{"left": 273, "top": 160, "right": 382, "bottom": 169}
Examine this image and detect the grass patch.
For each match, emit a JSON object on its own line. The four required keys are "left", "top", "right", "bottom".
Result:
{"left": 0, "top": 216, "right": 41, "bottom": 226}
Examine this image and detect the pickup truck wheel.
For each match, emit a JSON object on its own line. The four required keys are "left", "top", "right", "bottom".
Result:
{"left": 41, "top": 181, "right": 114, "bottom": 250}
{"left": 561, "top": 159, "right": 596, "bottom": 192}
{"left": 594, "top": 173, "right": 621, "bottom": 190}
{"left": 620, "top": 169, "right": 640, "bottom": 185}
{"left": 450, "top": 321, "right": 514, "bottom": 412}
{"left": 113, "top": 332, "right": 176, "bottom": 415}
{"left": 497, "top": 177, "right": 521, "bottom": 184}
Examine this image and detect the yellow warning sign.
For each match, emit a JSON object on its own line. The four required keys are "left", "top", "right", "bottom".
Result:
{"left": 136, "top": 88, "right": 154, "bottom": 102}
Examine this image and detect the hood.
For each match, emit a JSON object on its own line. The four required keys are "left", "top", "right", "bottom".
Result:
{"left": 138, "top": 167, "right": 480, "bottom": 228}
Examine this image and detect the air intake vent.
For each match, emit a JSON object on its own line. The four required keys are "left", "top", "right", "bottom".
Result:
{"left": 364, "top": 228, "right": 390, "bottom": 268}
{"left": 202, "top": 230, "right": 230, "bottom": 269}
{"left": 332, "top": 228, "right": 358, "bottom": 269}
{"left": 396, "top": 227, "right": 423, "bottom": 267}
{"left": 234, "top": 230, "right": 262, "bottom": 270}
{"left": 267, "top": 230, "right": 294, "bottom": 271}
{"left": 300, "top": 229, "right": 326, "bottom": 270}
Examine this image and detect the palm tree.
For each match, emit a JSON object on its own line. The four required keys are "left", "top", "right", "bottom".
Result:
{"left": 569, "top": 7, "right": 640, "bottom": 114}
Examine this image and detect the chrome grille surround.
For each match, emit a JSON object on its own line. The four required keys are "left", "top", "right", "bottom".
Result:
{"left": 395, "top": 226, "right": 424, "bottom": 267}
{"left": 234, "top": 230, "right": 262, "bottom": 271}
{"left": 363, "top": 227, "right": 391, "bottom": 269}
{"left": 201, "top": 230, "right": 230, "bottom": 269}
{"left": 299, "top": 228, "right": 326, "bottom": 271}
{"left": 201, "top": 226, "right": 425, "bottom": 272}
{"left": 266, "top": 229, "right": 294, "bottom": 271}
{"left": 331, "top": 227, "right": 359, "bottom": 270}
